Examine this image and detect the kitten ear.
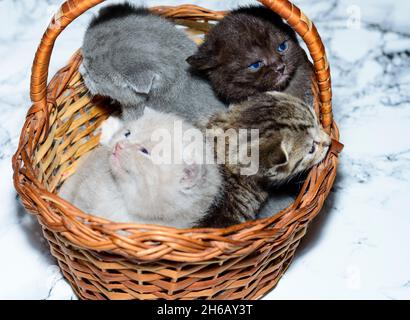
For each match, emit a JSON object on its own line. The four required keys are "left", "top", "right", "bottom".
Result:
{"left": 180, "top": 164, "right": 204, "bottom": 190}
{"left": 186, "top": 50, "right": 217, "bottom": 72}
{"left": 122, "top": 71, "right": 157, "bottom": 95}
{"left": 271, "top": 143, "right": 289, "bottom": 167}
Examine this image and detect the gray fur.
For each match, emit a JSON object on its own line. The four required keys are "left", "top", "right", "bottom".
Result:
{"left": 81, "top": 4, "right": 226, "bottom": 123}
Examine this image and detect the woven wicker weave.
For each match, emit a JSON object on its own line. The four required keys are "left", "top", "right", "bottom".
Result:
{"left": 12, "top": 0, "right": 343, "bottom": 300}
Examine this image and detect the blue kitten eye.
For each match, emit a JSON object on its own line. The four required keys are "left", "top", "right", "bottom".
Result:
{"left": 277, "top": 41, "right": 289, "bottom": 53}
{"left": 248, "top": 61, "right": 264, "bottom": 71}
{"left": 140, "top": 147, "right": 149, "bottom": 155}
{"left": 124, "top": 130, "right": 131, "bottom": 138}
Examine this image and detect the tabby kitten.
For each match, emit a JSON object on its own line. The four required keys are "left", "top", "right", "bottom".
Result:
{"left": 207, "top": 92, "right": 330, "bottom": 182}
{"left": 199, "top": 92, "right": 331, "bottom": 227}
{"left": 196, "top": 167, "right": 267, "bottom": 228}
{"left": 187, "top": 5, "right": 313, "bottom": 104}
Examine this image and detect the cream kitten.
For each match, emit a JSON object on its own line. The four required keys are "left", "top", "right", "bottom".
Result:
{"left": 59, "top": 109, "right": 222, "bottom": 228}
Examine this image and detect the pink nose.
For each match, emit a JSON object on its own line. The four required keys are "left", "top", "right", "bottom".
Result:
{"left": 114, "top": 142, "right": 124, "bottom": 154}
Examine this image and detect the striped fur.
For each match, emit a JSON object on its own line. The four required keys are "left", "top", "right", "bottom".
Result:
{"left": 198, "top": 92, "right": 331, "bottom": 227}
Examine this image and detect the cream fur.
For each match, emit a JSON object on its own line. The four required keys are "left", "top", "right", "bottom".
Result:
{"left": 59, "top": 109, "right": 222, "bottom": 228}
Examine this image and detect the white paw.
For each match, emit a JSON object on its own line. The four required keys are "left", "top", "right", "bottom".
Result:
{"left": 100, "top": 116, "right": 123, "bottom": 146}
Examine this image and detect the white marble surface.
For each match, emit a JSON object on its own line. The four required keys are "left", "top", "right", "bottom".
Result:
{"left": 0, "top": 0, "right": 409, "bottom": 300}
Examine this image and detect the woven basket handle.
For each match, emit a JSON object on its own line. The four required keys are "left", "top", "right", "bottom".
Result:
{"left": 30, "top": 0, "right": 333, "bottom": 132}
{"left": 259, "top": 0, "right": 332, "bottom": 131}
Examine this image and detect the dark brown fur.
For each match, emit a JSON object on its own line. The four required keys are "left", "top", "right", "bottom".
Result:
{"left": 187, "top": 5, "right": 313, "bottom": 104}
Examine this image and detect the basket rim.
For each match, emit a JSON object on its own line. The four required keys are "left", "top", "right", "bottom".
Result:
{"left": 13, "top": 1, "right": 342, "bottom": 263}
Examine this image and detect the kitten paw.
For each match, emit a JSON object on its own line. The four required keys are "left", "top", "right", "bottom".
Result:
{"left": 100, "top": 116, "right": 123, "bottom": 146}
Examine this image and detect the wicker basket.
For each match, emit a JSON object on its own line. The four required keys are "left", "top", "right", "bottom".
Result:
{"left": 12, "top": 0, "right": 343, "bottom": 300}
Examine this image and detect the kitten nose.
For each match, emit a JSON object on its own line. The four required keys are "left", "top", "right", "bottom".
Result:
{"left": 115, "top": 142, "right": 124, "bottom": 153}
{"left": 275, "top": 64, "right": 286, "bottom": 74}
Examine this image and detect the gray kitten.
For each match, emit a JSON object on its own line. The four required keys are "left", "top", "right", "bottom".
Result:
{"left": 80, "top": 3, "right": 226, "bottom": 122}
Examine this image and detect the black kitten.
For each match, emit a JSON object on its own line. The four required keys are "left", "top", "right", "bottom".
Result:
{"left": 187, "top": 5, "right": 314, "bottom": 104}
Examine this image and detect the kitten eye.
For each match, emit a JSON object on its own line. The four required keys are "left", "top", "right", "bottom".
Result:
{"left": 139, "top": 147, "right": 149, "bottom": 155}
{"left": 248, "top": 61, "right": 264, "bottom": 71}
{"left": 309, "top": 143, "right": 316, "bottom": 154}
{"left": 277, "top": 41, "right": 289, "bottom": 53}
{"left": 124, "top": 130, "right": 131, "bottom": 138}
